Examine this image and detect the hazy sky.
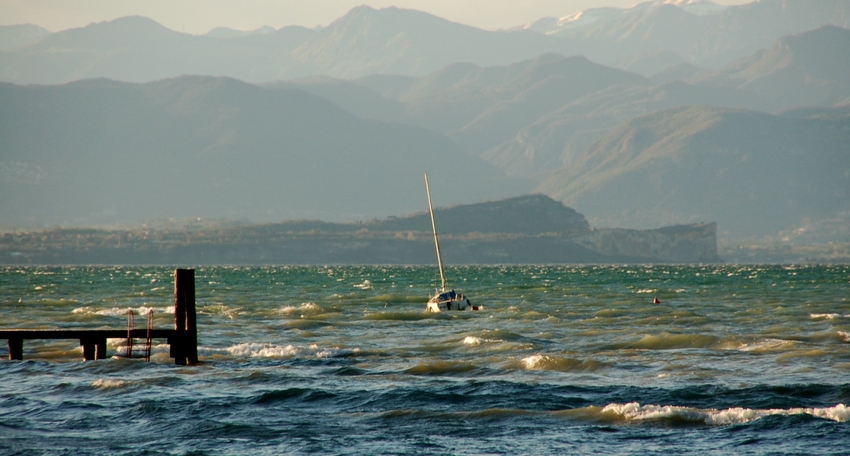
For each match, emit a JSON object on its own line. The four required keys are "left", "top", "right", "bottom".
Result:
{"left": 2, "top": 0, "right": 752, "bottom": 34}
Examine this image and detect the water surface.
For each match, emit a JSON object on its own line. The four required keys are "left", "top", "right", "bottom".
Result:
{"left": 1, "top": 265, "right": 848, "bottom": 454}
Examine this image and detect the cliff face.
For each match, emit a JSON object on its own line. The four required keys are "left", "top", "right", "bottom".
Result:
{"left": 573, "top": 222, "right": 721, "bottom": 263}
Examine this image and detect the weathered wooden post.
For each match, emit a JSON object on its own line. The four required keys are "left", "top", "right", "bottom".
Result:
{"left": 81, "top": 338, "right": 96, "bottom": 361}
{"left": 96, "top": 338, "right": 107, "bottom": 360}
{"left": 185, "top": 273, "right": 198, "bottom": 366}
{"left": 79, "top": 337, "right": 107, "bottom": 360}
{"left": 173, "top": 270, "right": 185, "bottom": 364}
{"left": 8, "top": 338, "right": 22, "bottom": 361}
{"left": 172, "top": 268, "right": 198, "bottom": 365}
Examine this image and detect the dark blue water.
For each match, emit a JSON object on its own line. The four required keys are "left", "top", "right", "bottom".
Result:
{"left": 1, "top": 265, "right": 848, "bottom": 454}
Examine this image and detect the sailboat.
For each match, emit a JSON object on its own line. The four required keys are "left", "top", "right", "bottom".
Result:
{"left": 424, "top": 173, "right": 479, "bottom": 312}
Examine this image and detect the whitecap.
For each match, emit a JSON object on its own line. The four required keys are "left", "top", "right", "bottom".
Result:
{"left": 602, "top": 402, "right": 705, "bottom": 422}
{"left": 279, "top": 302, "right": 321, "bottom": 315}
{"left": 220, "top": 342, "right": 358, "bottom": 359}
{"left": 463, "top": 336, "right": 483, "bottom": 346}
{"left": 810, "top": 313, "right": 841, "bottom": 320}
{"left": 736, "top": 338, "right": 792, "bottom": 352}
{"left": 709, "top": 404, "right": 849, "bottom": 424}
{"left": 521, "top": 354, "right": 547, "bottom": 369}
{"left": 225, "top": 342, "right": 300, "bottom": 358}
{"left": 92, "top": 379, "right": 128, "bottom": 389}
{"left": 354, "top": 280, "right": 372, "bottom": 289}
{"left": 73, "top": 305, "right": 171, "bottom": 317}
{"left": 601, "top": 402, "right": 848, "bottom": 424}
{"left": 312, "top": 344, "right": 360, "bottom": 358}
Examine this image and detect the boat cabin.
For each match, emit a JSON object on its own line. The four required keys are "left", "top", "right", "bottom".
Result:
{"left": 426, "top": 289, "right": 477, "bottom": 312}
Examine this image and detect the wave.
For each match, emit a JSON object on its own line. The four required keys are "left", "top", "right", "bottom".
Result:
{"left": 516, "top": 354, "right": 608, "bottom": 372}
{"left": 404, "top": 361, "right": 481, "bottom": 376}
{"left": 72, "top": 305, "right": 173, "bottom": 317}
{"left": 92, "top": 379, "right": 129, "bottom": 389}
{"left": 463, "top": 336, "right": 483, "bottom": 346}
{"left": 278, "top": 302, "right": 322, "bottom": 315}
{"left": 776, "top": 349, "right": 829, "bottom": 362}
{"left": 613, "top": 332, "right": 719, "bottom": 350}
{"left": 201, "top": 303, "right": 241, "bottom": 319}
{"left": 363, "top": 311, "right": 431, "bottom": 321}
{"left": 353, "top": 280, "right": 372, "bottom": 290}
{"left": 584, "top": 402, "right": 849, "bottom": 425}
{"left": 209, "top": 342, "right": 360, "bottom": 359}
{"left": 594, "top": 308, "right": 629, "bottom": 318}
{"left": 474, "top": 329, "right": 541, "bottom": 344}
{"left": 282, "top": 319, "right": 336, "bottom": 331}
{"left": 369, "top": 401, "right": 849, "bottom": 428}
{"left": 364, "top": 294, "right": 423, "bottom": 304}
{"left": 459, "top": 330, "right": 554, "bottom": 353}
{"left": 736, "top": 338, "right": 795, "bottom": 352}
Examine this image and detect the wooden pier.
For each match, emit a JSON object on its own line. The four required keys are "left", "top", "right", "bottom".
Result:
{"left": 1, "top": 268, "right": 199, "bottom": 365}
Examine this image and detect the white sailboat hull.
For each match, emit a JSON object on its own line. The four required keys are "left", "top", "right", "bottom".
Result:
{"left": 426, "top": 289, "right": 479, "bottom": 312}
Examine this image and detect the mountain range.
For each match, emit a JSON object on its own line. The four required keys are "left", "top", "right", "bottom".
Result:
{"left": 1, "top": 0, "right": 849, "bottom": 248}
{"left": 1, "top": 0, "right": 848, "bottom": 84}
{"left": 281, "top": 25, "right": 849, "bottom": 178}
{"left": 0, "top": 77, "right": 529, "bottom": 227}
{"left": 537, "top": 105, "right": 850, "bottom": 239}
{"left": 520, "top": 0, "right": 850, "bottom": 70}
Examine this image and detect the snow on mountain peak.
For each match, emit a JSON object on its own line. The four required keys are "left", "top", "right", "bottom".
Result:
{"left": 516, "top": 0, "right": 727, "bottom": 35}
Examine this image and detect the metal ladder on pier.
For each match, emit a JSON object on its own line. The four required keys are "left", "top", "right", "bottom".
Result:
{"left": 125, "top": 310, "right": 153, "bottom": 361}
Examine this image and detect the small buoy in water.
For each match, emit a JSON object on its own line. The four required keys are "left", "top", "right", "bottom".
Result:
{"left": 653, "top": 297, "right": 661, "bottom": 304}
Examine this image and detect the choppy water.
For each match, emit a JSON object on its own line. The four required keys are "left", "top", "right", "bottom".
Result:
{"left": 1, "top": 265, "right": 849, "bottom": 455}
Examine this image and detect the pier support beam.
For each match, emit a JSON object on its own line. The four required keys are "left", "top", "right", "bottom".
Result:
{"left": 173, "top": 268, "right": 198, "bottom": 366}
{"left": 8, "top": 338, "right": 22, "bottom": 361}
{"left": 81, "top": 339, "right": 95, "bottom": 361}
{"left": 80, "top": 338, "right": 107, "bottom": 361}
{"left": 97, "top": 338, "right": 107, "bottom": 360}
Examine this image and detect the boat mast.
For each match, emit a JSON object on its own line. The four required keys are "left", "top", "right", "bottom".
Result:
{"left": 424, "top": 173, "right": 447, "bottom": 292}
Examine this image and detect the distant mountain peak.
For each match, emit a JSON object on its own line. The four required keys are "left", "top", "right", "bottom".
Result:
{"left": 0, "top": 23, "right": 51, "bottom": 51}
{"left": 702, "top": 24, "right": 850, "bottom": 107}
{"left": 331, "top": 4, "right": 449, "bottom": 25}
{"left": 632, "top": 0, "right": 726, "bottom": 15}
{"left": 517, "top": 0, "right": 726, "bottom": 35}
{"left": 204, "top": 25, "right": 276, "bottom": 38}
{"left": 32, "top": 15, "right": 178, "bottom": 48}
{"left": 87, "top": 15, "right": 172, "bottom": 32}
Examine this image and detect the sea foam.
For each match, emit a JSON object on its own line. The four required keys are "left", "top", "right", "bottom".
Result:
{"left": 463, "top": 336, "right": 483, "bottom": 346}
{"left": 810, "top": 313, "right": 841, "bottom": 320}
{"left": 221, "top": 342, "right": 357, "bottom": 359}
{"left": 279, "top": 302, "right": 321, "bottom": 315}
{"left": 601, "top": 402, "right": 849, "bottom": 424}
{"left": 73, "top": 305, "right": 172, "bottom": 317}
{"left": 520, "top": 354, "right": 603, "bottom": 372}
{"left": 92, "top": 379, "right": 129, "bottom": 389}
